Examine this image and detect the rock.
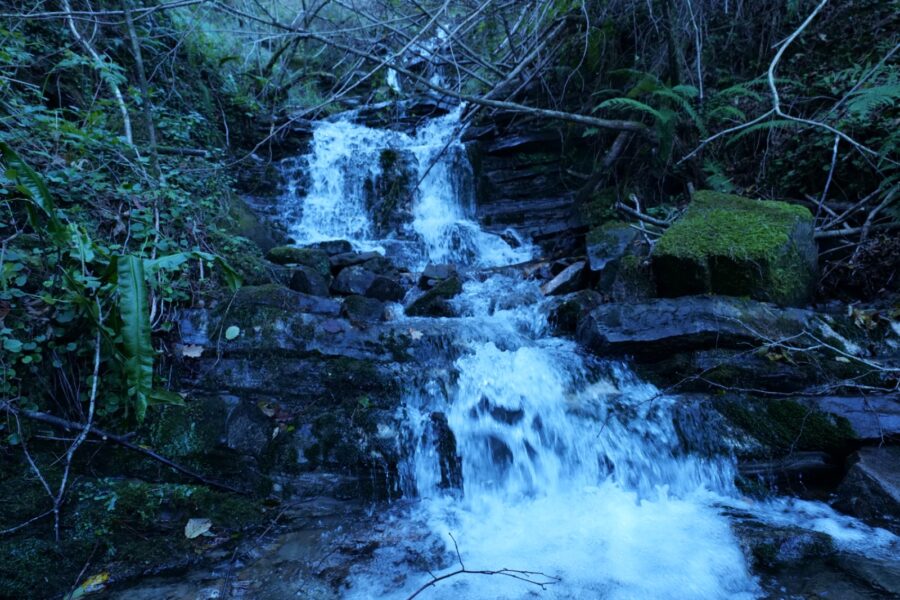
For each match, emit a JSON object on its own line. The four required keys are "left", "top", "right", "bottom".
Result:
{"left": 576, "top": 296, "right": 830, "bottom": 358}
{"left": 365, "top": 276, "right": 406, "bottom": 302}
{"left": 225, "top": 284, "right": 341, "bottom": 318}
{"left": 549, "top": 290, "right": 603, "bottom": 334}
{"left": 332, "top": 266, "right": 377, "bottom": 296}
{"left": 429, "top": 412, "right": 462, "bottom": 489}
{"left": 732, "top": 520, "right": 834, "bottom": 571}
{"left": 738, "top": 451, "right": 837, "bottom": 480}
{"left": 329, "top": 251, "right": 383, "bottom": 270}
{"left": 799, "top": 396, "right": 900, "bottom": 440}
{"left": 419, "top": 263, "right": 457, "bottom": 288}
{"left": 308, "top": 239, "right": 353, "bottom": 256}
{"left": 586, "top": 222, "right": 639, "bottom": 271}
{"left": 540, "top": 261, "right": 586, "bottom": 296}
{"left": 360, "top": 255, "right": 399, "bottom": 277}
{"left": 834, "top": 446, "right": 900, "bottom": 532}
{"left": 406, "top": 276, "right": 462, "bottom": 317}
{"left": 653, "top": 191, "right": 817, "bottom": 306}
{"left": 340, "top": 295, "right": 386, "bottom": 322}
{"left": 144, "top": 396, "right": 230, "bottom": 458}
{"left": 601, "top": 254, "right": 656, "bottom": 301}
{"left": 267, "top": 246, "right": 331, "bottom": 277}
{"left": 365, "top": 148, "right": 417, "bottom": 237}
{"left": 226, "top": 400, "right": 272, "bottom": 457}
{"left": 289, "top": 265, "right": 331, "bottom": 297}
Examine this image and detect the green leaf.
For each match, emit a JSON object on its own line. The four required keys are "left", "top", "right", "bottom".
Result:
{"left": 225, "top": 325, "right": 240, "bottom": 340}
{"left": 3, "top": 338, "right": 22, "bottom": 353}
{"left": 594, "top": 97, "right": 665, "bottom": 121}
{"left": 118, "top": 255, "right": 153, "bottom": 422}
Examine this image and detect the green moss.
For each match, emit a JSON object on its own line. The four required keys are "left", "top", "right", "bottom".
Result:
{"left": 145, "top": 396, "right": 228, "bottom": 458}
{"left": 266, "top": 246, "right": 330, "bottom": 276}
{"left": 579, "top": 188, "right": 618, "bottom": 228}
{"left": 717, "top": 398, "right": 855, "bottom": 456}
{"left": 654, "top": 191, "right": 816, "bottom": 305}
{"left": 656, "top": 191, "right": 811, "bottom": 260}
{"left": 406, "top": 276, "right": 463, "bottom": 317}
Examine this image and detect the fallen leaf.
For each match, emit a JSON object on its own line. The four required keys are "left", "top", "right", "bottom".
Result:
{"left": 408, "top": 328, "right": 423, "bottom": 341}
{"left": 69, "top": 572, "right": 109, "bottom": 598}
{"left": 181, "top": 344, "right": 204, "bottom": 358}
{"left": 184, "top": 517, "right": 212, "bottom": 539}
{"left": 225, "top": 325, "right": 240, "bottom": 340}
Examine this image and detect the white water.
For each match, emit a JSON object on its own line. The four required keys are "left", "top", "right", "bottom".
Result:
{"left": 282, "top": 108, "right": 899, "bottom": 599}
{"left": 280, "top": 106, "right": 531, "bottom": 269}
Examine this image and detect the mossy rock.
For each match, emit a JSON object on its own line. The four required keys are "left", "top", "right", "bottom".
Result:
{"left": 144, "top": 396, "right": 229, "bottom": 458}
{"left": 715, "top": 397, "right": 855, "bottom": 458}
{"left": 406, "top": 276, "right": 463, "bottom": 317}
{"left": 653, "top": 191, "right": 817, "bottom": 306}
{"left": 266, "top": 246, "right": 331, "bottom": 276}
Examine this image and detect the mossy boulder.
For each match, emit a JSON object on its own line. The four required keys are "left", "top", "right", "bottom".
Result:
{"left": 266, "top": 246, "right": 331, "bottom": 276}
{"left": 653, "top": 191, "right": 817, "bottom": 306}
{"left": 406, "top": 276, "right": 462, "bottom": 317}
{"left": 145, "top": 396, "right": 230, "bottom": 458}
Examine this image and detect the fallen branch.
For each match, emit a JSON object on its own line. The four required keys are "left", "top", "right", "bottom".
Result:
{"left": 406, "top": 532, "right": 560, "bottom": 600}
{"left": 0, "top": 401, "right": 245, "bottom": 495}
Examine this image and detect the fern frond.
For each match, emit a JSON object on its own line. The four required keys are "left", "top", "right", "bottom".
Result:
{"left": 651, "top": 89, "right": 707, "bottom": 136}
{"left": 725, "top": 119, "right": 804, "bottom": 145}
{"left": 847, "top": 83, "right": 900, "bottom": 118}
{"left": 594, "top": 97, "right": 665, "bottom": 121}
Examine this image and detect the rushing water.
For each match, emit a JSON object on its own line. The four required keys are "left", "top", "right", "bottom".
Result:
{"left": 276, "top": 107, "right": 899, "bottom": 599}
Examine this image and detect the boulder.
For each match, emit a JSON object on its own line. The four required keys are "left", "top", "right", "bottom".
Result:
{"left": 419, "top": 263, "right": 457, "bottom": 289}
{"left": 225, "top": 400, "right": 272, "bottom": 457}
{"left": 329, "top": 251, "right": 383, "bottom": 271}
{"left": 266, "top": 246, "right": 331, "bottom": 277}
{"left": 653, "top": 191, "right": 817, "bottom": 306}
{"left": 406, "top": 276, "right": 463, "bottom": 317}
{"left": 332, "top": 266, "right": 377, "bottom": 296}
{"left": 575, "top": 296, "right": 857, "bottom": 359}
{"left": 834, "top": 446, "right": 900, "bottom": 532}
{"left": 340, "top": 295, "right": 386, "bottom": 322}
{"left": 289, "top": 265, "right": 331, "bottom": 297}
{"left": 308, "top": 239, "right": 353, "bottom": 256}
{"left": 365, "top": 276, "right": 406, "bottom": 302}
{"left": 540, "top": 261, "right": 586, "bottom": 296}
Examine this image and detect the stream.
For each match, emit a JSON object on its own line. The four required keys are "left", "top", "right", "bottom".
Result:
{"left": 112, "top": 106, "right": 898, "bottom": 600}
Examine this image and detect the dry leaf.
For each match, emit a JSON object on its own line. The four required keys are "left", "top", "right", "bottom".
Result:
{"left": 408, "top": 328, "right": 423, "bottom": 341}
{"left": 184, "top": 517, "right": 212, "bottom": 539}
{"left": 182, "top": 344, "right": 204, "bottom": 358}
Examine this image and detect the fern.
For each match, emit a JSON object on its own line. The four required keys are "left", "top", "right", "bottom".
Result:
{"left": 706, "top": 105, "right": 747, "bottom": 122}
{"left": 725, "top": 119, "right": 804, "bottom": 145}
{"left": 593, "top": 97, "right": 666, "bottom": 122}
{"left": 847, "top": 83, "right": 900, "bottom": 118}
{"left": 651, "top": 88, "right": 707, "bottom": 136}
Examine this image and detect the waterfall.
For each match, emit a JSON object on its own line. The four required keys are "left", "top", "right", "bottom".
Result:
{"left": 279, "top": 107, "right": 898, "bottom": 599}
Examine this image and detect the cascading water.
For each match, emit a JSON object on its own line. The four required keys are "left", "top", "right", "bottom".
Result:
{"left": 279, "top": 106, "right": 898, "bottom": 599}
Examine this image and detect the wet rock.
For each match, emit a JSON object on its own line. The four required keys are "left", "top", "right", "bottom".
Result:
{"left": 419, "top": 263, "right": 457, "bottom": 288}
{"left": 406, "top": 276, "right": 462, "bottom": 317}
{"left": 365, "top": 148, "right": 417, "bottom": 237}
{"left": 329, "top": 250, "right": 383, "bottom": 271}
{"left": 549, "top": 290, "right": 603, "bottom": 334}
{"left": 225, "top": 285, "right": 341, "bottom": 320}
{"left": 144, "top": 396, "right": 230, "bottom": 458}
{"left": 365, "top": 276, "right": 406, "bottom": 302}
{"left": 226, "top": 400, "right": 272, "bottom": 457}
{"left": 733, "top": 520, "right": 834, "bottom": 571}
{"left": 332, "top": 265, "right": 377, "bottom": 296}
{"left": 653, "top": 191, "right": 817, "bottom": 306}
{"left": 289, "top": 265, "right": 331, "bottom": 297}
{"left": 267, "top": 246, "right": 331, "bottom": 277}
{"left": 738, "top": 451, "right": 837, "bottom": 481}
{"left": 576, "top": 296, "right": 831, "bottom": 358}
{"left": 834, "top": 446, "right": 900, "bottom": 533}
{"left": 598, "top": 254, "right": 656, "bottom": 302}
{"left": 799, "top": 395, "right": 900, "bottom": 440}
{"left": 540, "top": 260, "right": 586, "bottom": 296}
{"left": 430, "top": 412, "right": 462, "bottom": 489}
{"left": 309, "top": 239, "right": 353, "bottom": 256}
{"left": 587, "top": 222, "right": 638, "bottom": 272}
{"left": 340, "top": 295, "right": 386, "bottom": 322}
